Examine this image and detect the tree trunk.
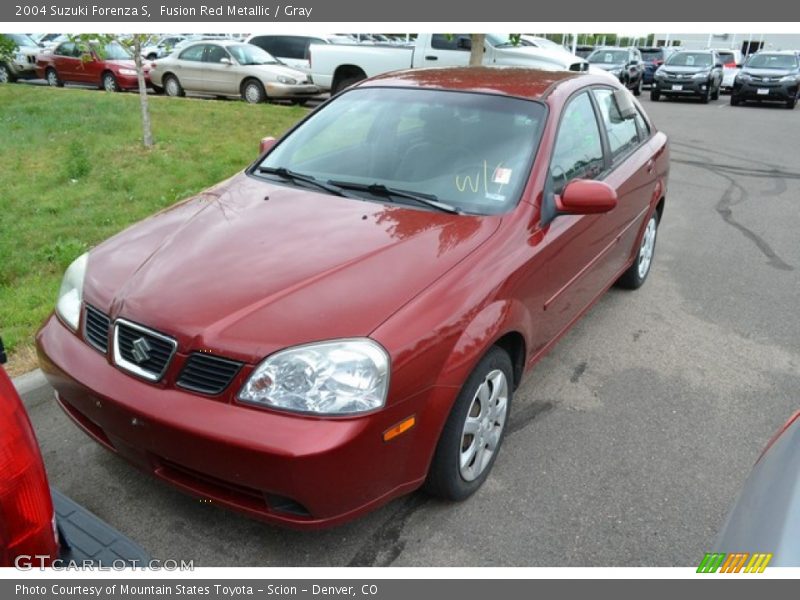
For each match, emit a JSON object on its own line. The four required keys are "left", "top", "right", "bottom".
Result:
{"left": 132, "top": 37, "right": 154, "bottom": 148}
{"left": 469, "top": 34, "right": 485, "bottom": 66}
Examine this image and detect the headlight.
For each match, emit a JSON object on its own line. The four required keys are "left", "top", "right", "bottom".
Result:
{"left": 238, "top": 339, "right": 389, "bottom": 415}
{"left": 654, "top": 69, "right": 666, "bottom": 78}
{"left": 693, "top": 70, "right": 711, "bottom": 79}
{"left": 277, "top": 75, "right": 297, "bottom": 85}
{"left": 780, "top": 75, "right": 798, "bottom": 83}
{"left": 737, "top": 72, "right": 751, "bottom": 82}
{"left": 118, "top": 68, "right": 137, "bottom": 76}
{"left": 56, "top": 253, "right": 88, "bottom": 332}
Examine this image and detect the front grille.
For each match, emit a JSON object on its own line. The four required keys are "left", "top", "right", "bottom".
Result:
{"left": 113, "top": 320, "right": 177, "bottom": 381}
{"left": 176, "top": 353, "right": 242, "bottom": 395}
{"left": 83, "top": 305, "right": 111, "bottom": 353}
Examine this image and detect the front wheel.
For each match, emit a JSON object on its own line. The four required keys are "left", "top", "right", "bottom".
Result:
{"left": 617, "top": 212, "right": 659, "bottom": 290}
{"left": 730, "top": 94, "right": 740, "bottom": 106}
{"left": 425, "top": 346, "right": 513, "bottom": 501}
{"left": 650, "top": 89, "right": 660, "bottom": 102}
{"left": 633, "top": 77, "right": 642, "bottom": 96}
{"left": 711, "top": 82, "right": 720, "bottom": 100}
{"left": 786, "top": 95, "right": 797, "bottom": 109}
{"left": 0, "top": 63, "right": 14, "bottom": 84}
{"left": 241, "top": 79, "right": 266, "bottom": 104}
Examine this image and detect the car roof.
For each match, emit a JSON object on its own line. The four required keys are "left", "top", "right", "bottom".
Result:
{"left": 359, "top": 66, "right": 600, "bottom": 101}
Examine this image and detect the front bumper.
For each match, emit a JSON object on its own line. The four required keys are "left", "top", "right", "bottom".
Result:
{"left": 264, "top": 82, "right": 321, "bottom": 99}
{"left": 732, "top": 80, "right": 798, "bottom": 102}
{"left": 116, "top": 72, "right": 153, "bottom": 90}
{"left": 36, "top": 314, "right": 449, "bottom": 528}
{"left": 653, "top": 77, "right": 711, "bottom": 97}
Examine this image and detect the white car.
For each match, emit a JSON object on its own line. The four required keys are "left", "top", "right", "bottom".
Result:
{"left": 0, "top": 33, "right": 40, "bottom": 83}
{"left": 245, "top": 34, "right": 352, "bottom": 73}
{"left": 150, "top": 40, "right": 320, "bottom": 104}
{"left": 141, "top": 35, "right": 188, "bottom": 60}
{"left": 716, "top": 49, "right": 744, "bottom": 92}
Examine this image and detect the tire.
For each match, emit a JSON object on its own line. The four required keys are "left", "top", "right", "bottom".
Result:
{"left": 102, "top": 72, "right": 120, "bottom": 92}
{"left": 786, "top": 95, "right": 797, "bottom": 110}
{"left": 711, "top": 83, "right": 720, "bottom": 101}
{"left": 700, "top": 89, "right": 710, "bottom": 104}
{"left": 633, "top": 77, "right": 642, "bottom": 96}
{"left": 650, "top": 89, "right": 660, "bottom": 102}
{"left": 151, "top": 84, "right": 164, "bottom": 95}
{"left": 730, "top": 94, "right": 740, "bottom": 106}
{"left": 333, "top": 75, "right": 362, "bottom": 95}
{"left": 617, "top": 211, "right": 659, "bottom": 290}
{"left": 424, "top": 346, "right": 513, "bottom": 501}
{"left": 45, "top": 67, "right": 63, "bottom": 88}
{"left": 163, "top": 74, "right": 184, "bottom": 97}
{"left": 0, "top": 63, "right": 14, "bottom": 84}
{"left": 241, "top": 79, "right": 266, "bottom": 104}
{"left": 291, "top": 99, "right": 309, "bottom": 106}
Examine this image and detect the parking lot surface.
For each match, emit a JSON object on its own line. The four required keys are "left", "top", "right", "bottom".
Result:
{"left": 22, "top": 93, "right": 800, "bottom": 567}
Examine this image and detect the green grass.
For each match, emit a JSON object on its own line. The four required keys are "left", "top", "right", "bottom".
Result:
{"left": 0, "top": 85, "right": 307, "bottom": 372}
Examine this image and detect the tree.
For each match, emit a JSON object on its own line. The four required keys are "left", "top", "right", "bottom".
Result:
{"left": 467, "top": 34, "right": 520, "bottom": 66}
{"left": 70, "top": 34, "right": 154, "bottom": 148}
{"left": 0, "top": 34, "right": 17, "bottom": 83}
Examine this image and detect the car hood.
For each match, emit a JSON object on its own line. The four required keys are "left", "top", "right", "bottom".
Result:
{"left": 661, "top": 65, "right": 710, "bottom": 74}
{"left": 493, "top": 46, "right": 584, "bottom": 69}
{"left": 590, "top": 62, "right": 624, "bottom": 71}
{"left": 84, "top": 173, "right": 500, "bottom": 362}
{"left": 741, "top": 67, "right": 796, "bottom": 77}
{"left": 243, "top": 63, "right": 310, "bottom": 81}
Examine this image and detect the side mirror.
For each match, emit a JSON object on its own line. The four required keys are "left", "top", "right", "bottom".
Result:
{"left": 220, "top": 57, "right": 232, "bottom": 65}
{"left": 555, "top": 180, "right": 618, "bottom": 215}
{"left": 259, "top": 136, "right": 277, "bottom": 154}
{"left": 612, "top": 88, "right": 638, "bottom": 120}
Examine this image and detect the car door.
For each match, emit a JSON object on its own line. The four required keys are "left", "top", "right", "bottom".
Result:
{"left": 74, "top": 48, "right": 101, "bottom": 85}
{"left": 202, "top": 44, "right": 237, "bottom": 94}
{"left": 591, "top": 87, "right": 659, "bottom": 277}
{"left": 51, "top": 42, "right": 78, "bottom": 81}
{"left": 422, "top": 34, "right": 471, "bottom": 67}
{"left": 173, "top": 43, "right": 208, "bottom": 92}
{"left": 529, "top": 90, "right": 617, "bottom": 353}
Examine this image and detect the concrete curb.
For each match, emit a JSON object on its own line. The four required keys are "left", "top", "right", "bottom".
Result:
{"left": 12, "top": 368, "right": 48, "bottom": 396}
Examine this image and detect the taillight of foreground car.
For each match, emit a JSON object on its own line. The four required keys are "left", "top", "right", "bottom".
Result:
{"left": 0, "top": 369, "right": 58, "bottom": 567}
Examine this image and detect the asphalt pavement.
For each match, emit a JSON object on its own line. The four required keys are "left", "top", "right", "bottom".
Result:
{"left": 19, "top": 91, "right": 800, "bottom": 567}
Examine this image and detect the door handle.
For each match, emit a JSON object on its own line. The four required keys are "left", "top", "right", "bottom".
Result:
{"left": 646, "top": 159, "right": 655, "bottom": 174}
{"left": 425, "top": 55, "right": 438, "bottom": 61}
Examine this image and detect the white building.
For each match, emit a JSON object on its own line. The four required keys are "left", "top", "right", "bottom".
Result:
{"left": 653, "top": 33, "right": 800, "bottom": 55}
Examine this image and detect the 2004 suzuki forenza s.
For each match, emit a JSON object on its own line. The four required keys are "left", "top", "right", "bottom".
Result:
{"left": 37, "top": 67, "right": 669, "bottom": 528}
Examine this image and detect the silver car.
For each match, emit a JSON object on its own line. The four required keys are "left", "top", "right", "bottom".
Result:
{"left": 0, "top": 33, "right": 40, "bottom": 83}
{"left": 150, "top": 41, "right": 320, "bottom": 104}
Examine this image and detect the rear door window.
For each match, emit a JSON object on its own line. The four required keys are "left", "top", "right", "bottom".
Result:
{"left": 179, "top": 44, "right": 206, "bottom": 62}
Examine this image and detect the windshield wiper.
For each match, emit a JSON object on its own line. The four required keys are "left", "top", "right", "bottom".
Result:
{"left": 328, "top": 181, "right": 462, "bottom": 214}
{"left": 257, "top": 166, "right": 352, "bottom": 198}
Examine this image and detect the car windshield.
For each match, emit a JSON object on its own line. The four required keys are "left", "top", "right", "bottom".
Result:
{"left": 639, "top": 49, "right": 663, "bottom": 62}
{"left": 101, "top": 43, "right": 132, "bottom": 60}
{"left": 588, "top": 50, "right": 628, "bottom": 64}
{"left": 228, "top": 44, "right": 279, "bottom": 65}
{"left": 255, "top": 87, "right": 546, "bottom": 215}
{"left": 667, "top": 53, "right": 712, "bottom": 67}
{"left": 8, "top": 34, "right": 37, "bottom": 48}
{"left": 745, "top": 53, "right": 798, "bottom": 69}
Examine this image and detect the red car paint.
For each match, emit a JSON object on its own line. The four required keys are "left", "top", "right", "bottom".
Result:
{"left": 36, "top": 42, "right": 151, "bottom": 90}
{"left": 36, "top": 67, "right": 669, "bottom": 528}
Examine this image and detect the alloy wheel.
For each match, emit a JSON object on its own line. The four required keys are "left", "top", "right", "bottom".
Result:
{"left": 638, "top": 216, "right": 657, "bottom": 279}
{"left": 459, "top": 369, "right": 509, "bottom": 482}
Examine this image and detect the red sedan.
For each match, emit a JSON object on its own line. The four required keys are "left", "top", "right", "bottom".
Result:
{"left": 37, "top": 67, "right": 669, "bottom": 528}
{"left": 36, "top": 41, "right": 150, "bottom": 92}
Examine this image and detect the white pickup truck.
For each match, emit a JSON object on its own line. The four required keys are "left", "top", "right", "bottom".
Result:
{"left": 309, "top": 33, "right": 589, "bottom": 93}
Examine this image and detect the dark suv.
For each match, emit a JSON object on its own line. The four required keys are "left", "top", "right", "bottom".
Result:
{"left": 651, "top": 50, "right": 723, "bottom": 103}
{"left": 638, "top": 46, "right": 676, "bottom": 86}
{"left": 587, "top": 46, "right": 645, "bottom": 95}
{"left": 731, "top": 51, "right": 800, "bottom": 109}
